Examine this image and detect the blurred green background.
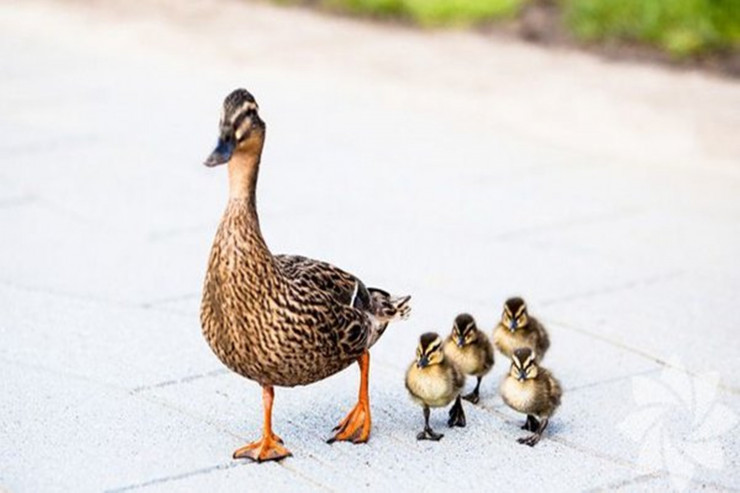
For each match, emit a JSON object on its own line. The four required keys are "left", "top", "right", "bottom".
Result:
{"left": 297, "top": 0, "right": 740, "bottom": 58}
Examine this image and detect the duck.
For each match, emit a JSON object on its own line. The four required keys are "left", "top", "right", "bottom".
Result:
{"left": 200, "top": 89, "right": 411, "bottom": 462}
{"left": 405, "top": 332, "right": 466, "bottom": 440}
{"left": 442, "top": 313, "right": 494, "bottom": 404}
{"left": 493, "top": 297, "right": 550, "bottom": 361}
{"left": 500, "top": 347, "right": 562, "bottom": 446}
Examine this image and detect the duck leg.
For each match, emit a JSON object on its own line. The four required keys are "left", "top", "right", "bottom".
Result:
{"left": 521, "top": 414, "right": 539, "bottom": 431}
{"left": 447, "top": 395, "right": 466, "bottom": 428}
{"left": 518, "top": 417, "right": 548, "bottom": 447}
{"left": 328, "top": 350, "right": 372, "bottom": 444}
{"left": 462, "top": 377, "right": 482, "bottom": 404}
{"left": 417, "top": 405, "right": 444, "bottom": 441}
{"left": 233, "top": 385, "right": 292, "bottom": 462}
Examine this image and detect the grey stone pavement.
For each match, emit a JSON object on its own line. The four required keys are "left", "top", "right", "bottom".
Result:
{"left": 1, "top": 1, "right": 740, "bottom": 491}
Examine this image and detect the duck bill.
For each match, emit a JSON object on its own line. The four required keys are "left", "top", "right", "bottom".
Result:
{"left": 509, "top": 321, "right": 517, "bottom": 333}
{"left": 456, "top": 337, "right": 465, "bottom": 348}
{"left": 417, "top": 356, "right": 429, "bottom": 369}
{"left": 518, "top": 370, "right": 527, "bottom": 381}
{"left": 204, "top": 138, "right": 235, "bottom": 167}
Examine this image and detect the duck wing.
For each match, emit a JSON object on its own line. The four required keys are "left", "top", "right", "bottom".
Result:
{"left": 275, "top": 254, "right": 372, "bottom": 310}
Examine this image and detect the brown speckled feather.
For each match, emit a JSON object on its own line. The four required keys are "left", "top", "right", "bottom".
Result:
{"left": 201, "top": 199, "right": 409, "bottom": 387}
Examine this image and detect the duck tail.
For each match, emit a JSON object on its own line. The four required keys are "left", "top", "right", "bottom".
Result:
{"left": 365, "top": 289, "right": 411, "bottom": 348}
{"left": 369, "top": 288, "right": 411, "bottom": 322}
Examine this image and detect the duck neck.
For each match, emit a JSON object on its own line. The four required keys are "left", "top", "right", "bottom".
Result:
{"left": 227, "top": 141, "right": 263, "bottom": 203}
{"left": 223, "top": 139, "right": 275, "bottom": 268}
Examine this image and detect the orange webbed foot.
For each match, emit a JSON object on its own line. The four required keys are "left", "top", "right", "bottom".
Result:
{"left": 233, "top": 433, "right": 292, "bottom": 462}
{"left": 327, "top": 399, "right": 371, "bottom": 444}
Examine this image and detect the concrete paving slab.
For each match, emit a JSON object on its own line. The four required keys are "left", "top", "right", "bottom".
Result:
{"left": 140, "top": 364, "right": 640, "bottom": 492}
{"left": 1, "top": 0, "right": 739, "bottom": 491}
{"left": 0, "top": 284, "right": 218, "bottom": 389}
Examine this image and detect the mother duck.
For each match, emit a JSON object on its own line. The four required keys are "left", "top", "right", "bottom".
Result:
{"left": 200, "top": 89, "right": 411, "bottom": 462}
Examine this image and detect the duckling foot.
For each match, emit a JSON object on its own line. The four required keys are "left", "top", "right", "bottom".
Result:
{"left": 233, "top": 434, "right": 292, "bottom": 462}
{"left": 517, "top": 417, "right": 548, "bottom": 447}
{"left": 416, "top": 428, "right": 444, "bottom": 441}
{"left": 462, "top": 377, "right": 482, "bottom": 404}
{"left": 521, "top": 415, "right": 539, "bottom": 431}
{"left": 447, "top": 396, "right": 466, "bottom": 428}
{"left": 462, "top": 390, "right": 480, "bottom": 404}
{"left": 517, "top": 433, "right": 542, "bottom": 447}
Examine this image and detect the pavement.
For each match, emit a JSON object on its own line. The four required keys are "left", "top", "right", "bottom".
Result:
{"left": 1, "top": 1, "right": 739, "bottom": 491}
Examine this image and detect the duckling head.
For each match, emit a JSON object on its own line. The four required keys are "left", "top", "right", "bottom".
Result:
{"left": 205, "top": 89, "right": 266, "bottom": 167}
{"left": 501, "top": 297, "right": 529, "bottom": 333}
{"left": 510, "top": 347, "right": 538, "bottom": 381}
{"left": 415, "top": 332, "right": 444, "bottom": 369}
{"left": 451, "top": 313, "right": 478, "bottom": 348}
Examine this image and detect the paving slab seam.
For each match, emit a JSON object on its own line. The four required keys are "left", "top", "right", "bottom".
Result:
{"left": 475, "top": 402, "right": 640, "bottom": 470}
{"left": 0, "top": 354, "right": 130, "bottom": 393}
{"left": 477, "top": 402, "right": 737, "bottom": 491}
{"left": 0, "top": 195, "right": 36, "bottom": 209}
{"left": 588, "top": 471, "right": 739, "bottom": 493}
{"left": 539, "top": 270, "right": 684, "bottom": 307}
{"left": 0, "top": 278, "right": 199, "bottom": 321}
{"left": 130, "top": 368, "right": 229, "bottom": 394}
{"left": 545, "top": 318, "right": 740, "bottom": 395}
{"left": 583, "top": 472, "right": 663, "bottom": 492}
{"left": 564, "top": 368, "right": 660, "bottom": 393}
{"left": 103, "top": 459, "right": 333, "bottom": 493}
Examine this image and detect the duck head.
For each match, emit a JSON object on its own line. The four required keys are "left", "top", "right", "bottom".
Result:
{"left": 205, "top": 88, "right": 266, "bottom": 167}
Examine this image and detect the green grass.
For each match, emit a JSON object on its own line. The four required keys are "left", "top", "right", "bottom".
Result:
{"left": 564, "top": 0, "right": 740, "bottom": 58}
{"left": 306, "top": 0, "right": 740, "bottom": 57}
{"left": 320, "top": 0, "right": 523, "bottom": 26}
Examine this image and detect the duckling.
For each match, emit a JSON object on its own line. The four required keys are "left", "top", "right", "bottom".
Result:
{"left": 443, "top": 313, "right": 494, "bottom": 404}
{"left": 493, "top": 297, "right": 550, "bottom": 361}
{"left": 201, "top": 89, "right": 411, "bottom": 462}
{"left": 405, "top": 333, "right": 466, "bottom": 440}
{"left": 500, "top": 347, "right": 562, "bottom": 446}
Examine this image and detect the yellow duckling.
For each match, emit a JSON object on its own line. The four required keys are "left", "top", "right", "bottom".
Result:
{"left": 500, "top": 348, "right": 562, "bottom": 446}
{"left": 493, "top": 297, "right": 550, "bottom": 361}
{"left": 443, "top": 313, "right": 494, "bottom": 404}
{"left": 405, "top": 333, "right": 466, "bottom": 440}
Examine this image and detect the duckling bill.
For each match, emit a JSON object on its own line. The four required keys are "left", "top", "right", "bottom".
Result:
{"left": 500, "top": 348, "right": 562, "bottom": 446}
{"left": 443, "top": 313, "right": 494, "bottom": 404}
{"left": 405, "top": 333, "right": 466, "bottom": 441}
{"left": 493, "top": 297, "right": 550, "bottom": 361}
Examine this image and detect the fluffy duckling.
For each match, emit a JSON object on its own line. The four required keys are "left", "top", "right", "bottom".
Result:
{"left": 443, "top": 313, "right": 494, "bottom": 404}
{"left": 493, "top": 297, "right": 550, "bottom": 361}
{"left": 500, "top": 348, "right": 562, "bottom": 446}
{"left": 405, "top": 333, "right": 466, "bottom": 440}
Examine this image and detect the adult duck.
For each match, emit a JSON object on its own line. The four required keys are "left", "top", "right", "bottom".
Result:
{"left": 200, "top": 89, "right": 411, "bottom": 462}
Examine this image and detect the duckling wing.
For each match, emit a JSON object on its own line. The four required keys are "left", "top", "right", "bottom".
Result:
{"left": 546, "top": 371, "right": 563, "bottom": 408}
{"left": 531, "top": 317, "right": 551, "bottom": 356}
